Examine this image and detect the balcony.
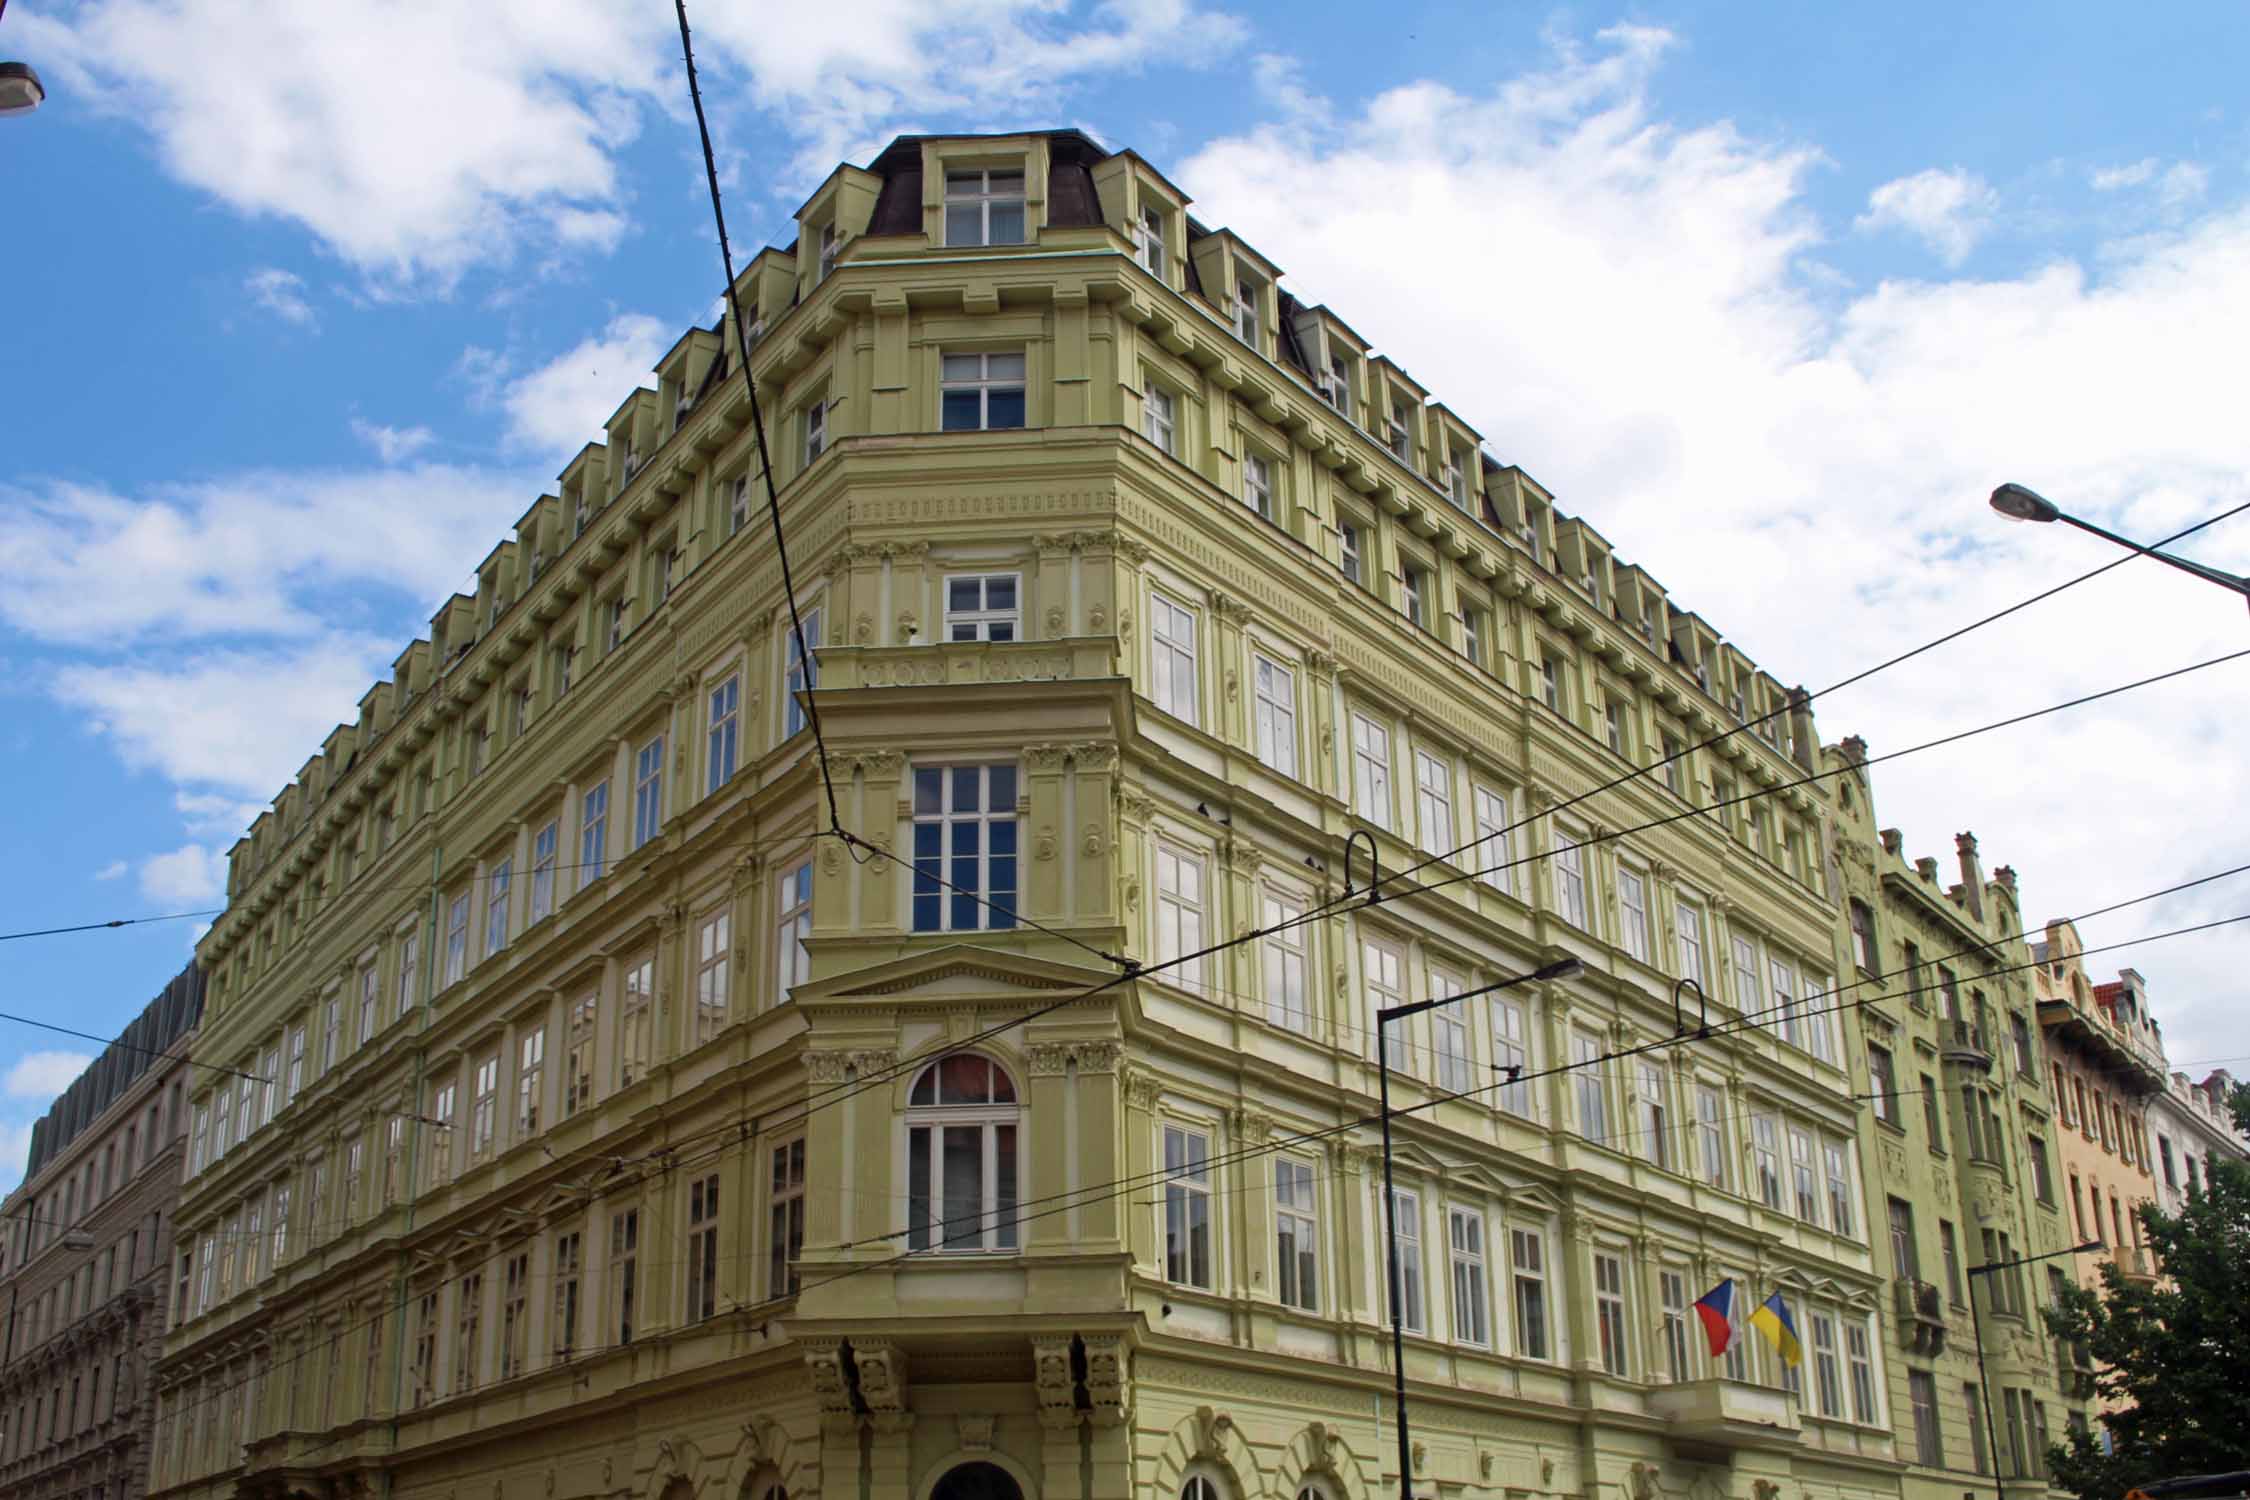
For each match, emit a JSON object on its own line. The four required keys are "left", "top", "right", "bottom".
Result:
{"left": 2107, "top": 1244, "right": 2158, "bottom": 1286}
{"left": 2038, "top": 996, "right": 2168, "bottom": 1097}
{"left": 1892, "top": 1278, "right": 1949, "bottom": 1356}
{"left": 1648, "top": 1378, "right": 1800, "bottom": 1458}
{"left": 1941, "top": 1018, "right": 1992, "bottom": 1070}
{"left": 2064, "top": 1339, "right": 2098, "bottom": 1400}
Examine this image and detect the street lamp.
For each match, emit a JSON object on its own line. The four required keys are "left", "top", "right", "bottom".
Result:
{"left": 1989, "top": 483, "right": 2250, "bottom": 608}
{"left": 0, "top": 0, "right": 45, "bottom": 119}
{"left": 1378, "top": 953, "right": 1583, "bottom": 1499}
{"left": 1965, "top": 1239, "right": 2102, "bottom": 1500}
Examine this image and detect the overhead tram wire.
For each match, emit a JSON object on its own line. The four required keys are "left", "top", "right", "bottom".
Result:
{"left": 615, "top": 642, "right": 2250, "bottom": 1169}
{"left": 0, "top": 909, "right": 222, "bottom": 942}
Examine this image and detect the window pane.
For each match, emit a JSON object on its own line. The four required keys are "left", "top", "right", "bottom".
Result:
{"left": 952, "top": 768, "right": 980, "bottom": 813}
{"left": 942, "top": 353, "right": 982, "bottom": 380}
{"left": 949, "top": 578, "right": 982, "bottom": 611}
{"left": 987, "top": 576, "right": 1017, "bottom": 610}
{"left": 941, "top": 1125, "right": 983, "bottom": 1248}
{"left": 995, "top": 1124, "right": 1017, "bottom": 1247}
{"left": 989, "top": 352, "right": 1026, "bottom": 379}
{"left": 915, "top": 768, "right": 943, "bottom": 814}
{"left": 987, "top": 389, "right": 1026, "bottom": 429}
{"left": 908, "top": 1126, "right": 931, "bottom": 1249}
{"left": 941, "top": 390, "right": 982, "bottom": 431}
{"left": 988, "top": 766, "right": 1016, "bottom": 807}
{"left": 989, "top": 172, "right": 1024, "bottom": 195}
{"left": 944, "top": 204, "right": 981, "bottom": 244}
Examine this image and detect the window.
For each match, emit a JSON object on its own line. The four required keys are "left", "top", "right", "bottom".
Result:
{"left": 1414, "top": 751, "right": 1454, "bottom": 852}
{"left": 1425, "top": 1205, "right": 1485, "bottom": 1351}
{"left": 1752, "top": 1114, "right": 1782, "bottom": 1209}
{"left": 1154, "top": 844, "right": 1208, "bottom": 994}
{"left": 1511, "top": 1228, "right": 1549, "bottom": 1358}
{"left": 1888, "top": 1198, "right": 1921, "bottom": 1280}
{"left": 484, "top": 858, "right": 512, "bottom": 957}
{"left": 694, "top": 910, "right": 730, "bottom": 1045}
{"left": 529, "top": 820, "right": 558, "bottom": 924}
{"left": 1635, "top": 1062, "right": 1669, "bottom": 1169}
{"left": 619, "top": 956, "right": 653, "bottom": 1089}
{"left": 1252, "top": 656, "right": 1297, "bottom": 778}
{"left": 776, "top": 859, "right": 812, "bottom": 1001}
{"left": 1351, "top": 714, "right": 1392, "bottom": 829}
{"left": 911, "top": 764, "right": 1018, "bottom": 932}
{"left": 499, "top": 1253, "right": 529, "bottom": 1380}
{"left": 1233, "top": 268, "right": 1260, "bottom": 347}
{"left": 769, "top": 1139, "right": 806, "bottom": 1296}
{"left": 1909, "top": 1370, "right": 1942, "bottom": 1465}
{"left": 1675, "top": 900, "right": 1706, "bottom": 985}
{"left": 1825, "top": 1141, "right": 1856, "bottom": 1236}
{"left": 517, "top": 1026, "right": 545, "bottom": 1136}
{"left": 1262, "top": 894, "right": 1308, "bottom": 1031}
{"left": 1539, "top": 654, "right": 1561, "bottom": 711}
{"left": 1617, "top": 867, "right": 1649, "bottom": 962}
{"left": 907, "top": 1055, "right": 1019, "bottom": 1253}
{"left": 1492, "top": 997, "right": 1532, "bottom": 1116}
{"left": 1385, "top": 399, "right": 1411, "bottom": 462}
{"left": 1339, "top": 522, "right": 1364, "bottom": 585}
{"left": 1572, "top": 1031, "right": 1609, "bottom": 1143}
{"left": 728, "top": 475, "right": 752, "bottom": 537}
{"left": 1869, "top": 1044, "right": 1898, "bottom": 1125}
{"left": 1275, "top": 1160, "right": 1318, "bottom": 1312}
{"left": 442, "top": 894, "right": 470, "bottom": 987}
{"left": 285, "top": 1025, "right": 306, "bottom": 1101}
{"left": 2011, "top": 1012, "right": 2035, "bottom": 1074}
{"left": 1604, "top": 698, "right": 1627, "bottom": 755}
{"left": 940, "top": 351, "right": 1027, "bottom": 430}
{"left": 1462, "top": 605, "right": 1487, "bottom": 668}
{"left": 1401, "top": 565, "right": 1427, "bottom": 628}
{"left": 707, "top": 676, "right": 740, "bottom": 792}
{"left": 1364, "top": 938, "right": 1407, "bottom": 1073}
{"left": 1847, "top": 1322, "right": 1877, "bottom": 1423}
{"left": 943, "top": 167, "right": 1025, "bottom": 245}
{"left": 551, "top": 1232, "right": 581, "bottom": 1357}
{"left": 1939, "top": 1220, "right": 1964, "bottom": 1304}
{"left": 1594, "top": 1252, "right": 1628, "bottom": 1375}
{"left": 1472, "top": 787, "right": 1516, "bottom": 895}
{"left": 1812, "top": 1313, "right": 1842, "bottom": 1417}
{"left": 1150, "top": 592, "right": 1199, "bottom": 724}
{"left": 685, "top": 1173, "right": 720, "bottom": 1321}
{"left": 564, "top": 995, "right": 596, "bottom": 1118}
{"left": 471, "top": 1053, "right": 499, "bottom": 1159}
{"left": 1243, "top": 452, "right": 1273, "bottom": 519}
{"left": 1134, "top": 206, "right": 1166, "bottom": 277}
{"left": 1431, "top": 972, "right": 1471, "bottom": 1093}
{"left": 1963, "top": 1382, "right": 1990, "bottom": 1473}
{"left": 427, "top": 1080, "right": 456, "bottom": 1185}
{"left": 2029, "top": 1134, "right": 2054, "bottom": 1203}
{"left": 1789, "top": 1129, "right": 1818, "bottom": 1221}
{"left": 579, "top": 781, "right": 609, "bottom": 883}
{"left": 1696, "top": 1085, "right": 1727, "bottom": 1187}
{"left": 783, "top": 606, "right": 823, "bottom": 737}
{"left": 1729, "top": 934, "right": 1762, "bottom": 1015}
{"left": 552, "top": 641, "right": 576, "bottom": 697}
{"left": 1849, "top": 900, "right": 1879, "bottom": 972}
{"left": 454, "top": 1272, "right": 482, "bottom": 1394}
{"left": 632, "top": 737, "right": 664, "bottom": 850}
{"left": 1922, "top": 1073, "right": 1946, "bottom": 1152}
{"left": 1389, "top": 1188, "right": 1424, "bottom": 1333}
{"left": 610, "top": 1210, "right": 638, "bottom": 1345}
{"left": 1649, "top": 1268, "right": 1690, "bottom": 1381}
{"left": 945, "top": 573, "right": 1020, "bottom": 641}
{"left": 410, "top": 1292, "right": 438, "bottom": 1407}
{"left": 801, "top": 398, "right": 826, "bottom": 467}
{"left": 1142, "top": 385, "right": 1177, "bottom": 454}
{"left": 1770, "top": 958, "right": 1801, "bottom": 1046}
{"left": 1552, "top": 834, "right": 1587, "bottom": 928}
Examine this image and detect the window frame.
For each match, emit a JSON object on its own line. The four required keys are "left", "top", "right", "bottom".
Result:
{"left": 905, "top": 1054, "right": 1021, "bottom": 1255}
{"left": 942, "top": 165, "right": 1027, "bottom": 247}
{"left": 943, "top": 572, "right": 1022, "bottom": 642}
{"left": 909, "top": 763, "right": 1020, "bottom": 934}
{"left": 939, "top": 349, "right": 1028, "bottom": 431}
{"left": 1149, "top": 591, "right": 1200, "bottom": 725}
{"left": 1251, "top": 653, "right": 1298, "bottom": 779}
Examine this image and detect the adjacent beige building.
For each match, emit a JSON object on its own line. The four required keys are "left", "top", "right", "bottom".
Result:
{"left": 157, "top": 129, "right": 1920, "bottom": 1500}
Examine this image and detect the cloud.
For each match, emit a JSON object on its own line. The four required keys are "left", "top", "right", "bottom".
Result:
{"left": 2091, "top": 157, "right": 2208, "bottom": 212}
{"left": 19, "top": 0, "right": 1246, "bottom": 288}
{"left": 93, "top": 859, "right": 127, "bottom": 881}
{"left": 245, "top": 266, "right": 317, "bottom": 326}
{"left": 350, "top": 418, "right": 436, "bottom": 464}
{"left": 139, "top": 843, "right": 230, "bottom": 906}
{"left": 0, "top": 1121, "right": 33, "bottom": 1193}
{"left": 2091, "top": 158, "right": 2158, "bottom": 191}
{"left": 1854, "top": 166, "right": 1999, "bottom": 265}
{"left": 1177, "top": 31, "right": 2250, "bottom": 1067}
{"left": 0, "top": 464, "right": 534, "bottom": 647}
{"left": 2158, "top": 162, "right": 2209, "bottom": 209}
{"left": 464, "top": 313, "right": 669, "bottom": 459}
{"left": 5, "top": 1051, "right": 94, "bottom": 1102}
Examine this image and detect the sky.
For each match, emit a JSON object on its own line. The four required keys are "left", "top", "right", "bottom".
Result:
{"left": 2, "top": 0, "right": 2248, "bottom": 1189}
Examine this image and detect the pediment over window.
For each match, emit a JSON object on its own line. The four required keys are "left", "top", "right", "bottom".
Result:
{"left": 798, "top": 944, "right": 1118, "bottom": 1003}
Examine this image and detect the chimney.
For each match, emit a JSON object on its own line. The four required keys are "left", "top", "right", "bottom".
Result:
{"left": 1995, "top": 865, "right": 2017, "bottom": 899}
{"left": 1955, "top": 832, "right": 1984, "bottom": 921}
{"left": 1840, "top": 733, "right": 1868, "bottom": 766}
{"left": 1915, "top": 857, "right": 1939, "bottom": 883}
{"left": 1879, "top": 828, "right": 1903, "bottom": 856}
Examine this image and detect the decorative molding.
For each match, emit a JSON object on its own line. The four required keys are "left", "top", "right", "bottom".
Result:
{"left": 1082, "top": 1332, "right": 1131, "bottom": 1425}
{"left": 957, "top": 1412, "right": 996, "bottom": 1452}
{"left": 1026, "top": 1040, "right": 1123, "bottom": 1076}
{"left": 1032, "top": 1336, "right": 1078, "bottom": 1432}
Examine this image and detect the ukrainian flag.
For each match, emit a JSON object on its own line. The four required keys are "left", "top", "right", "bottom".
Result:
{"left": 1749, "top": 1291, "right": 1802, "bottom": 1368}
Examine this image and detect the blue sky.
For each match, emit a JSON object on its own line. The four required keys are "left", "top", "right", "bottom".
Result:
{"left": 4, "top": 0, "right": 2249, "bottom": 1186}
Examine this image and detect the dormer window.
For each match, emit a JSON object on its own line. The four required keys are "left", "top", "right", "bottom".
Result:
{"left": 1386, "top": 400, "right": 1411, "bottom": 462}
{"left": 1521, "top": 518, "right": 1543, "bottom": 566}
{"left": 1233, "top": 267, "right": 1261, "bottom": 351}
{"left": 945, "top": 168, "right": 1026, "bottom": 247}
{"left": 1444, "top": 454, "right": 1469, "bottom": 510}
{"left": 1135, "top": 207, "right": 1167, "bottom": 278}
{"left": 1326, "top": 354, "right": 1352, "bottom": 416}
{"left": 817, "top": 223, "right": 838, "bottom": 282}
{"left": 1582, "top": 568, "right": 1602, "bottom": 609}
{"left": 1728, "top": 689, "right": 1745, "bottom": 723}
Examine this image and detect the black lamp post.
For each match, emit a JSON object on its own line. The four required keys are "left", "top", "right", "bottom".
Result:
{"left": 0, "top": 0, "right": 45, "bottom": 119}
{"left": 1378, "top": 954, "right": 1582, "bottom": 1498}
{"left": 1990, "top": 483, "right": 2250, "bottom": 610}
{"left": 1965, "top": 1239, "right": 2102, "bottom": 1500}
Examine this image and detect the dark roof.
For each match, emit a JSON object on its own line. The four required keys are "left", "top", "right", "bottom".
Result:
{"left": 864, "top": 129, "right": 1110, "bottom": 237}
{"left": 24, "top": 962, "right": 203, "bottom": 1181}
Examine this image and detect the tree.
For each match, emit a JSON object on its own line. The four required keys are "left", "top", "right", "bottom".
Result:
{"left": 2042, "top": 1082, "right": 2250, "bottom": 1500}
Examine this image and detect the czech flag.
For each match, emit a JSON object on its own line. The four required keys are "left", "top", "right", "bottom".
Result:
{"left": 1692, "top": 1278, "right": 1737, "bottom": 1358}
{"left": 1749, "top": 1291, "right": 1803, "bottom": 1368}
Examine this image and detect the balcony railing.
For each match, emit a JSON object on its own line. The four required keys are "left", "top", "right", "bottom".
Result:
{"left": 1647, "top": 1378, "right": 1800, "bottom": 1456}
{"left": 1941, "top": 1018, "right": 1992, "bottom": 1068}
{"left": 1892, "top": 1277, "right": 1949, "bottom": 1355}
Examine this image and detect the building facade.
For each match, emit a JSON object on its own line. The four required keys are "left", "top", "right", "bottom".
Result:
{"left": 0, "top": 963, "right": 202, "bottom": 1500}
{"left": 2146, "top": 1065, "right": 2247, "bottom": 1217}
{"left": 159, "top": 129, "right": 1906, "bottom": 1500}
{"left": 1823, "top": 773, "right": 2083, "bottom": 1500}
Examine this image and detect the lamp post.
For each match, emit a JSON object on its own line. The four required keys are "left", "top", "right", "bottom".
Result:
{"left": 1378, "top": 953, "right": 1583, "bottom": 1499}
{"left": 1990, "top": 483, "right": 2250, "bottom": 610}
{"left": 0, "top": 0, "right": 46, "bottom": 118}
{"left": 1965, "top": 1239, "right": 2102, "bottom": 1500}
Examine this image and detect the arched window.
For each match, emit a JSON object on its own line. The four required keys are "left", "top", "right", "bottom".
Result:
{"left": 906, "top": 1055, "right": 1019, "bottom": 1252}
{"left": 1182, "top": 1476, "right": 1223, "bottom": 1500}
{"left": 1296, "top": 1479, "right": 1338, "bottom": 1500}
{"left": 931, "top": 1460, "right": 1024, "bottom": 1500}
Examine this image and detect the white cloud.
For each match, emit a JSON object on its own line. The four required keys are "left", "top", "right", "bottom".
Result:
{"left": 465, "top": 314, "right": 670, "bottom": 459}
{"left": 0, "top": 464, "right": 533, "bottom": 647}
{"left": 5, "top": 1051, "right": 94, "bottom": 1102}
{"left": 1855, "top": 166, "right": 1999, "bottom": 265}
{"left": 93, "top": 859, "right": 127, "bottom": 881}
{"left": 245, "top": 266, "right": 316, "bottom": 326}
{"left": 139, "top": 843, "right": 230, "bottom": 907}
{"left": 2091, "top": 157, "right": 2207, "bottom": 212}
{"left": 19, "top": 0, "right": 1246, "bottom": 287}
{"left": 350, "top": 418, "right": 436, "bottom": 464}
{"left": 0, "top": 1120, "right": 33, "bottom": 1193}
{"left": 1178, "top": 31, "right": 2250, "bottom": 1067}
{"left": 2158, "top": 161, "right": 2209, "bottom": 209}
{"left": 2091, "top": 158, "right": 2158, "bottom": 191}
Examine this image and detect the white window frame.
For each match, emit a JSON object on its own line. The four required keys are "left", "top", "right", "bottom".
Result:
{"left": 1274, "top": 1158, "right": 1318, "bottom": 1312}
{"left": 1262, "top": 893, "right": 1308, "bottom": 1032}
{"left": 485, "top": 858, "right": 511, "bottom": 957}
{"left": 1149, "top": 592, "right": 1199, "bottom": 725}
{"left": 1389, "top": 1186, "right": 1425, "bottom": 1334}
{"left": 1134, "top": 205, "right": 1166, "bottom": 277}
{"left": 579, "top": 780, "right": 609, "bottom": 884}
{"left": 1572, "top": 1029, "right": 1609, "bottom": 1143}
{"left": 1430, "top": 969, "right": 1471, "bottom": 1094}
{"left": 801, "top": 398, "right": 826, "bottom": 467}
{"left": 1448, "top": 1205, "right": 1489, "bottom": 1347}
{"left": 1252, "top": 654, "right": 1298, "bottom": 778}
{"left": 1697, "top": 1084, "right": 1728, "bottom": 1188}
{"left": 939, "top": 350, "right": 1028, "bottom": 431}
{"left": 1364, "top": 936, "right": 1408, "bottom": 1074}
{"left": 529, "top": 820, "right": 558, "bottom": 924}
{"left": 1339, "top": 521, "right": 1364, "bottom": 585}
{"left": 1472, "top": 786, "right": 1516, "bottom": 895}
{"left": 694, "top": 908, "right": 730, "bottom": 1045}
{"left": 1243, "top": 451, "right": 1273, "bottom": 519}
{"left": 942, "top": 166, "right": 1026, "bottom": 246}
{"left": 908, "top": 763, "right": 1019, "bottom": 933}
{"left": 517, "top": 1025, "right": 545, "bottom": 1136}
{"left": 776, "top": 858, "right": 812, "bottom": 1001}
{"left": 1153, "top": 842, "right": 1208, "bottom": 995}
{"left": 1552, "top": 833, "right": 1587, "bottom": 928}
{"left": 1142, "top": 383, "right": 1177, "bottom": 455}
{"left": 944, "top": 572, "right": 1021, "bottom": 642}
{"left": 1351, "top": 713, "right": 1393, "bottom": 830}
{"left": 1675, "top": 898, "right": 1706, "bottom": 986}
{"left": 1594, "top": 1250, "right": 1629, "bottom": 1375}
{"left": 632, "top": 737, "right": 664, "bottom": 850}
{"left": 1233, "top": 267, "right": 1260, "bottom": 348}
{"left": 1162, "top": 1122, "right": 1212, "bottom": 1286}
{"left": 1413, "top": 750, "right": 1454, "bottom": 855}
{"left": 783, "top": 603, "right": 823, "bottom": 738}
{"left": 1617, "top": 865, "right": 1650, "bottom": 963}
{"left": 706, "top": 675, "right": 740, "bottom": 793}
{"left": 1510, "top": 1225, "right": 1549, "bottom": 1360}
{"left": 618, "top": 955, "right": 653, "bottom": 1090}
{"left": 1492, "top": 996, "right": 1533, "bottom": 1117}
